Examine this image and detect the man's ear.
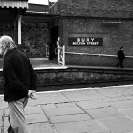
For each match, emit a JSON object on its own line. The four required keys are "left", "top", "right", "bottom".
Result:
{"left": 3, "top": 44, "right": 6, "bottom": 49}
{"left": 3, "top": 42, "right": 9, "bottom": 49}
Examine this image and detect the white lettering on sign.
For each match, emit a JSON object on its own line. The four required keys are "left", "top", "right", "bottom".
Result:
{"left": 87, "top": 42, "right": 99, "bottom": 45}
{"left": 73, "top": 42, "right": 85, "bottom": 45}
{"left": 81, "top": 38, "right": 85, "bottom": 42}
{"left": 69, "top": 37, "right": 102, "bottom": 46}
{"left": 91, "top": 38, "right": 94, "bottom": 42}
{"left": 86, "top": 38, "right": 90, "bottom": 41}
{"left": 77, "top": 38, "right": 80, "bottom": 42}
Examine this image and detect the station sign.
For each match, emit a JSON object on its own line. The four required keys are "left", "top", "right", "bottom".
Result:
{"left": 68, "top": 37, "right": 103, "bottom": 46}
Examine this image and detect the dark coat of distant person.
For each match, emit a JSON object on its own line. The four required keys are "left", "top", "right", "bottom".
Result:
{"left": 118, "top": 47, "right": 125, "bottom": 61}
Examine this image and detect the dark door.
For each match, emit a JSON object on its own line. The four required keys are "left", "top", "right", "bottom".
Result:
{"left": 50, "top": 26, "right": 58, "bottom": 60}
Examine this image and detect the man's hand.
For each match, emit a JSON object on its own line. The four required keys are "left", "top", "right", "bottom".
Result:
{"left": 28, "top": 90, "right": 36, "bottom": 97}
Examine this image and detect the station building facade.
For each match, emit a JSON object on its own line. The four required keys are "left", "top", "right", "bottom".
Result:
{"left": 1, "top": 0, "right": 133, "bottom": 68}
{"left": 57, "top": 0, "right": 133, "bottom": 68}
{"left": 0, "top": 0, "right": 28, "bottom": 48}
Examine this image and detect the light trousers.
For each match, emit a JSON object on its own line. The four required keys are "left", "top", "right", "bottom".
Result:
{"left": 8, "top": 97, "right": 29, "bottom": 133}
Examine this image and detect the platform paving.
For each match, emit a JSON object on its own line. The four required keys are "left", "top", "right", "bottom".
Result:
{"left": 1, "top": 85, "right": 133, "bottom": 133}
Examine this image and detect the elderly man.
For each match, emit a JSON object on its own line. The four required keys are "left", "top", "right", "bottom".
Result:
{"left": 0, "top": 35, "right": 36, "bottom": 133}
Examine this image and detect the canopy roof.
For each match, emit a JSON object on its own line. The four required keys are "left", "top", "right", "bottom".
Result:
{"left": 0, "top": 0, "right": 28, "bottom": 9}
{"left": 23, "top": 12, "right": 58, "bottom": 23}
{"left": 22, "top": 3, "right": 58, "bottom": 23}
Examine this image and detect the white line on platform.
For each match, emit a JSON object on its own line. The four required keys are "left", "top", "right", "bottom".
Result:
{"left": 30, "top": 58, "right": 48, "bottom": 60}
{"left": 0, "top": 84, "right": 133, "bottom": 97}
{"left": 0, "top": 67, "right": 68, "bottom": 72}
{"left": 34, "top": 66, "right": 68, "bottom": 70}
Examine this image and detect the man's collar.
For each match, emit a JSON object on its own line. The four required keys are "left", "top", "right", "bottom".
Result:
{"left": 3, "top": 48, "right": 17, "bottom": 60}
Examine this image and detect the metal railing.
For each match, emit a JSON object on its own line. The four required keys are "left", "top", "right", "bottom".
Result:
{"left": 46, "top": 44, "right": 58, "bottom": 59}
{"left": 65, "top": 51, "right": 133, "bottom": 59}
{"left": 58, "top": 45, "right": 65, "bottom": 66}
{"left": 46, "top": 45, "right": 49, "bottom": 58}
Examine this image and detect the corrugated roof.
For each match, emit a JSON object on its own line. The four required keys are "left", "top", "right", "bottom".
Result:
{"left": 0, "top": 0, "right": 28, "bottom": 9}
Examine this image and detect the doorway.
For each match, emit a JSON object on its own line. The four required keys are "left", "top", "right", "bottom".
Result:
{"left": 49, "top": 26, "right": 58, "bottom": 60}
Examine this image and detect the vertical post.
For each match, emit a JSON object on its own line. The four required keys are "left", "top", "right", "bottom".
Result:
{"left": 57, "top": 37, "right": 59, "bottom": 64}
{"left": 18, "top": 15, "right": 22, "bottom": 48}
{"left": 57, "top": 38, "right": 65, "bottom": 66}
{"left": 58, "top": 43, "right": 59, "bottom": 64}
{"left": 63, "top": 45, "right": 65, "bottom": 66}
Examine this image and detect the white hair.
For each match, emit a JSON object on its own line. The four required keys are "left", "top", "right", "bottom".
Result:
{"left": 0, "top": 35, "right": 17, "bottom": 49}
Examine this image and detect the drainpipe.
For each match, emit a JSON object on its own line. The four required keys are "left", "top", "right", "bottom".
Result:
{"left": 18, "top": 15, "right": 22, "bottom": 49}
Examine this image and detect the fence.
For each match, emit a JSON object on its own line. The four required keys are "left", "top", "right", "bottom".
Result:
{"left": 58, "top": 45, "right": 65, "bottom": 66}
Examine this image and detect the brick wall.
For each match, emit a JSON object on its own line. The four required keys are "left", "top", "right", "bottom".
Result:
{"left": 57, "top": 0, "right": 133, "bottom": 67}
{"left": 60, "top": 17, "right": 133, "bottom": 67}
{"left": 62, "top": 17, "right": 133, "bottom": 55}
{"left": 0, "top": 22, "right": 50, "bottom": 58}
{"left": 21, "top": 22, "right": 49, "bottom": 58}
{"left": 0, "top": 68, "right": 133, "bottom": 93}
{"left": 59, "top": 0, "right": 133, "bottom": 18}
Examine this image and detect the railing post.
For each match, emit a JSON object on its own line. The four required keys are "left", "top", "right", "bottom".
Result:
{"left": 63, "top": 45, "right": 65, "bottom": 66}
{"left": 57, "top": 44, "right": 65, "bottom": 66}
{"left": 46, "top": 44, "right": 49, "bottom": 59}
{"left": 57, "top": 39, "right": 59, "bottom": 64}
{"left": 18, "top": 15, "right": 22, "bottom": 50}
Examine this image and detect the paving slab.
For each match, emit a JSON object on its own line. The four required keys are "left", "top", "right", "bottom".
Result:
{"left": 85, "top": 107, "right": 124, "bottom": 120}
{"left": 103, "top": 96, "right": 131, "bottom": 103}
{"left": 93, "top": 131, "right": 110, "bottom": 133}
{"left": 27, "top": 123, "right": 55, "bottom": 133}
{"left": 25, "top": 106, "right": 44, "bottom": 115}
{"left": 0, "top": 97, "right": 8, "bottom": 109}
{"left": 55, "top": 102, "right": 76, "bottom": 108}
{"left": 112, "top": 86, "right": 133, "bottom": 97}
{"left": 62, "top": 89, "right": 105, "bottom": 101}
{"left": 106, "top": 99, "right": 133, "bottom": 109}
{"left": 119, "top": 108, "right": 133, "bottom": 119}
{"left": 49, "top": 114, "right": 92, "bottom": 123}
{"left": 76, "top": 100, "right": 108, "bottom": 110}
{"left": 93, "top": 131, "right": 109, "bottom": 133}
{"left": 26, "top": 114, "right": 48, "bottom": 124}
{"left": 27, "top": 92, "right": 70, "bottom": 106}
{"left": 54, "top": 120, "right": 106, "bottom": 133}
{"left": 41, "top": 104, "right": 56, "bottom": 111}
{"left": 99, "top": 86, "right": 133, "bottom": 98}
{"left": 97, "top": 87, "right": 126, "bottom": 98}
{"left": 42, "top": 106, "right": 85, "bottom": 116}
{"left": 2, "top": 85, "right": 133, "bottom": 133}
{"left": 99, "top": 117, "right": 133, "bottom": 133}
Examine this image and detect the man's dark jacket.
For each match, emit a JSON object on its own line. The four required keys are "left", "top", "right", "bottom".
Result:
{"left": 3, "top": 49, "right": 36, "bottom": 102}
{"left": 118, "top": 49, "right": 125, "bottom": 61}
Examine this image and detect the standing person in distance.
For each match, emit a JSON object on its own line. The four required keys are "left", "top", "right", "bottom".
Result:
{"left": 117, "top": 46, "right": 125, "bottom": 68}
{"left": 0, "top": 35, "right": 36, "bottom": 133}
